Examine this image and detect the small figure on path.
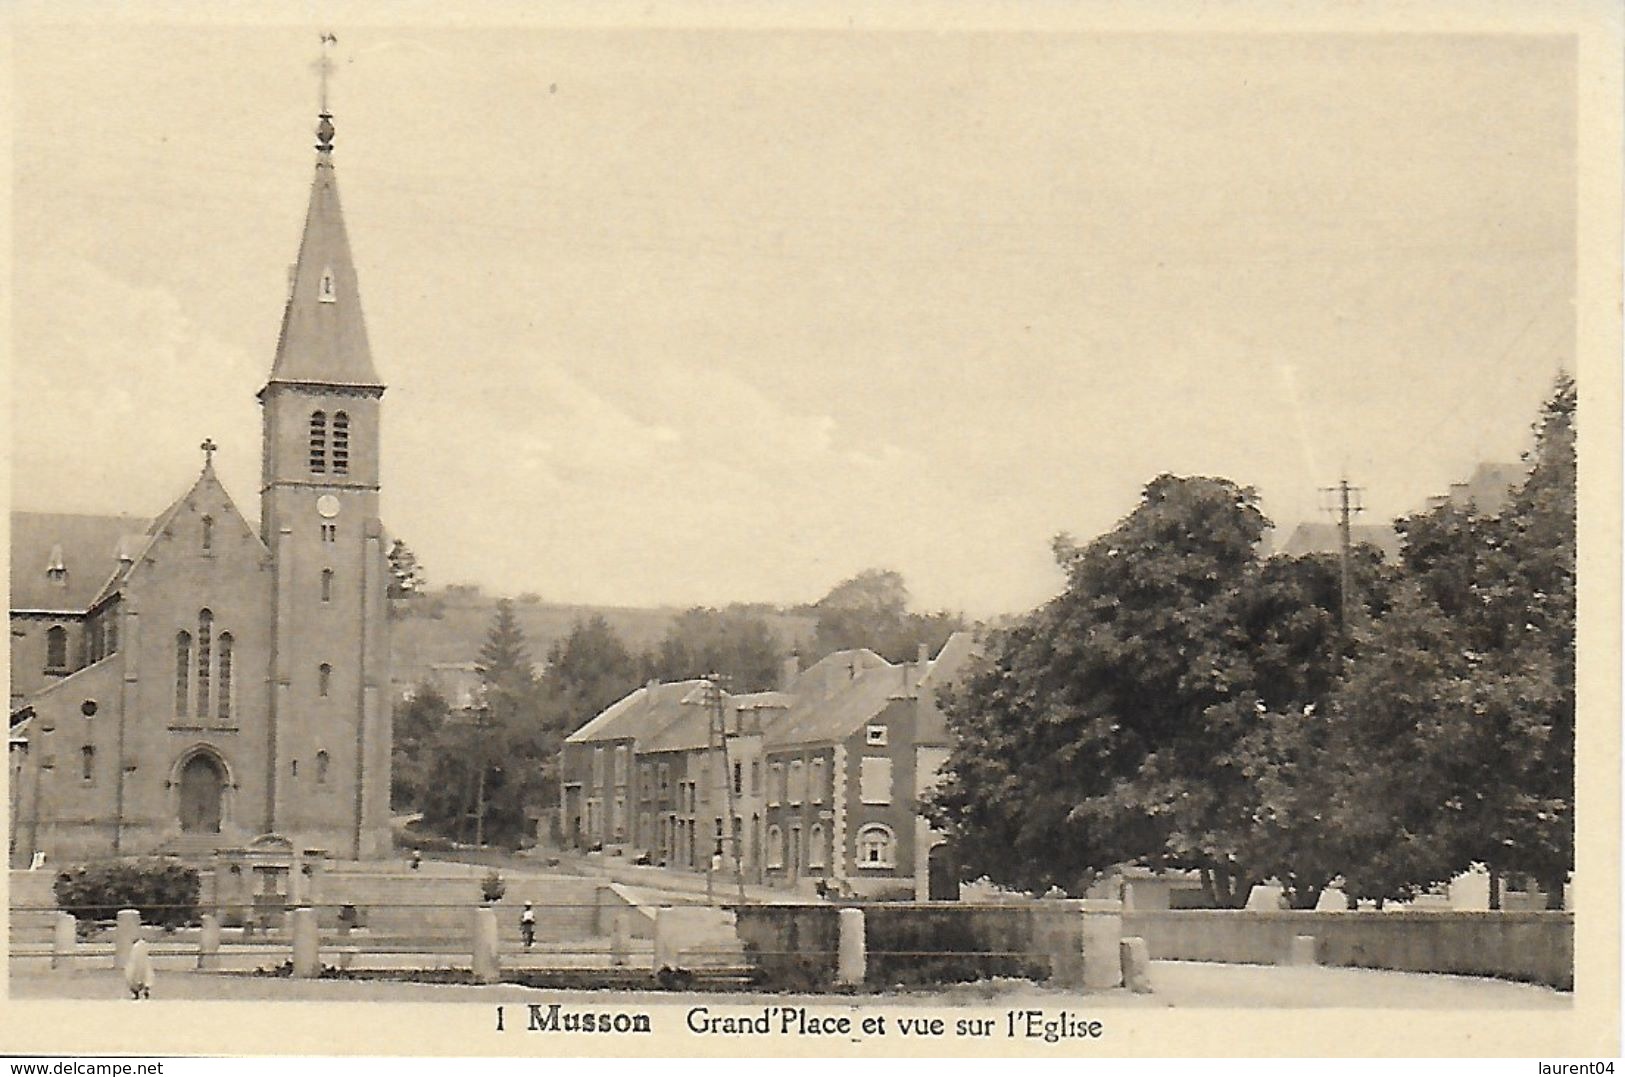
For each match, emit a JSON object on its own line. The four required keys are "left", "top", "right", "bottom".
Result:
{"left": 124, "top": 938, "right": 154, "bottom": 1000}
{"left": 520, "top": 902, "right": 536, "bottom": 949}
{"left": 409, "top": 850, "right": 422, "bottom": 871}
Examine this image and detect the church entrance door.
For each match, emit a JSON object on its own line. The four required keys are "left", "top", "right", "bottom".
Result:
{"left": 179, "top": 754, "right": 225, "bottom": 833}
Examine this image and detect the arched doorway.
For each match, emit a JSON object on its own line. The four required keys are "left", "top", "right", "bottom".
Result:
{"left": 178, "top": 753, "right": 225, "bottom": 833}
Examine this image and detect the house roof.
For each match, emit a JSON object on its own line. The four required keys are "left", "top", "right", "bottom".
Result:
{"left": 10, "top": 512, "right": 150, "bottom": 612}
{"left": 1277, "top": 521, "right": 1402, "bottom": 562}
{"left": 565, "top": 679, "right": 710, "bottom": 746}
{"left": 265, "top": 116, "right": 382, "bottom": 389}
{"left": 640, "top": 688, "right": 794, "bottom": 754}
{"left": 766, "top": 661, "right": 912, "bottom": 748}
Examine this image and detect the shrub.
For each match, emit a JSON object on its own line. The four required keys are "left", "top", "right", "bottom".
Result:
{"left": 481, "top": 869, "right": 507, "bottom": 904}
{"left": 53, "top": 858, "right": 201, "bottom": 930}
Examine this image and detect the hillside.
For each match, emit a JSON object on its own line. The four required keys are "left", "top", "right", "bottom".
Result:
{"left": 388, "top": 587, "right": 818, "bottom": 695}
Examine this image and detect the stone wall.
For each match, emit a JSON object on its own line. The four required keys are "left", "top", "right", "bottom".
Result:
{"left": 1123, "top": 909, "right": 1573, "bottom": 989}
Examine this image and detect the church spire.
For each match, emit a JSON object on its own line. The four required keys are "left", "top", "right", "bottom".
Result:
{"left": 263, "top": 34, "right": 382, "bottom": 391}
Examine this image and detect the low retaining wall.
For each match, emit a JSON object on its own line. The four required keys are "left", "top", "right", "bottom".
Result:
{"left": 735, "top": 900, "right": 1121, "bottom": 990}
{"left": 1124, "top": 909, "right": 1573, "bottom": 989}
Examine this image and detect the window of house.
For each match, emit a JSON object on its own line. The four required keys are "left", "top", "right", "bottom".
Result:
{"left": 866, "top": 724, "right": 888, "bottom": 746}
{"left": 768, "top": 763, "right": 783, "bottom": 806}
{"left": 318, "top": 663, "right": 332, "bottom": 697}
{"left": 81, "top": 745, "right": 95, "bottom": 783}
{"left": 321, "top": 569, "right": 333, "bottom": 603}
{"left": 732, "top": 762, "right": 743, "bottom": 796}
{"left": 614, "top": 745, "right": 628, "bottom": 785}
{"left": 217, "top": 633, "right": 234, "bottom": 722}
{"left": 309, "top": 412, "right": 328, "bottom": 473}
{"left": 857, "top": 824, "right": 895, "bottom": 868}
{"left": 45, "top": 626, "right": 67, "bottom": 673}
{"left": 860, "top": 757, "right": 892, "bottom": 805}
{"left": 766, "top": 825, "right": 784, "bottom": 869}
{"left": 658, "top": 763, "right": 670, "bottom": 797}
{"left": 332, "top": 412, "right": 350, "bottom": 475}
{"left": 808, "top": 823, "right": 826, "bottom": 869}
{"left": 175, "top": 631, "right": 191, "bottom": 716}
{"left": 789, "top": 760, "right": 804, "bottom": 806}
{"left": 592, "top": 747, "right": 605, "bottom": 787}
{"left": 196, "top": 610, "right": 213, "bottom": 717}
{"left": 811, "top": 758, "right": 826, "bottom": 803}
{"left": 750, "top": 760, "right": 760, "bottom": 795}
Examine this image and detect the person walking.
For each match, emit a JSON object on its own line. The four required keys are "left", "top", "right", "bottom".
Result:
{"left": 519, "top": 902, "right": 536, "bottom": 949}
{"left": 124, "top": 938, "right": 154, "bottom": 1000}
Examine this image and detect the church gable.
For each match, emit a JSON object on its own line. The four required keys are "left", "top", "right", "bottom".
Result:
{"left": 120, "top": 465, "right": 269, "bottom": 597}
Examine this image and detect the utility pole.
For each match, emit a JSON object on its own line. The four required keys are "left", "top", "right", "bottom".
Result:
{"left": 705, "top": 674, "right": 747, "bottom": 905}
{"left": 1319, "top": 478, "right": 1365, "bottom": 636}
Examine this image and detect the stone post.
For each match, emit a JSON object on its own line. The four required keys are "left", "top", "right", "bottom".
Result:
{"left": 1120, "top": 936, "right": 1154, "bottom": 993}
{"left": 836, "top": 907, "right": 866, "bottom": 986}
{"left": 290, "top": 907, "right": 320, "bottom": 978}
{"left": 114, "top": 909, "right": 140, "bottom": 970}
{"left": 51, "top": 913, "right": 77, "bottom": 971}
{"left": 198, "top": 914, "right": 221, "bottom": 971}
{"left": 610, "top": 912, "right": 631, "bottom": 968}
{"left": 1288, "top": 935, "right": 1319, "bottom": 966}
{"left": 1080, "top": 901, "right": 1123, "bottom": 990}
{"left": 472, "top": 906, "right": 501, "bottom": 984}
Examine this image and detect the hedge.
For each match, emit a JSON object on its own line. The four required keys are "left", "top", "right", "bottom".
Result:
{"left": 53, "top": 858, "right": 202, "bottom": 930}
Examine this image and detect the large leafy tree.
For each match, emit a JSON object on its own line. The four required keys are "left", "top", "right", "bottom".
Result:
{"left": 645, "top": 605, "right": 786, "bottom": 692}
{"left": 1331, "top": 374, "right": 1575, "bottom": 906}
{"left": 391, "top": 681, "right": 449, "bottom": 812}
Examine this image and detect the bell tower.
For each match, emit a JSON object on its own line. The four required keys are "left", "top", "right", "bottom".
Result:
{"left": 258, "top": 40, "right": 392, "bottom": 858}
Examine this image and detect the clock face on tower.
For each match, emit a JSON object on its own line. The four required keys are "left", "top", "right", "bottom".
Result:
{"left": 316, "top": 494, "right": 342, "bottom": 519}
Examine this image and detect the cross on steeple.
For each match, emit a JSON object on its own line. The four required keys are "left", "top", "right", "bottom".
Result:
{"left": 200, "top": 438, "right": 218, "bottom": 468}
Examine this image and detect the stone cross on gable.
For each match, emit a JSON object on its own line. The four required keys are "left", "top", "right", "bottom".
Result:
{"left": 200, "top": 438, "right": 218, "bottom": 467}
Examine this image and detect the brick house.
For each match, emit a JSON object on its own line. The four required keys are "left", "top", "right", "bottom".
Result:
{"left": 559, "top": 634, "right": 975, "bottom": 896}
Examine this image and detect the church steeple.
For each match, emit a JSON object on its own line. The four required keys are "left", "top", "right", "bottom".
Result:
{"left": 263, "top": 78, "right": 382, "bottom": 390}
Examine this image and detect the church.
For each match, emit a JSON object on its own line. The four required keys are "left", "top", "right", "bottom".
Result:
{"left": 8, "top": 103, "right": 394, "bottom": 864}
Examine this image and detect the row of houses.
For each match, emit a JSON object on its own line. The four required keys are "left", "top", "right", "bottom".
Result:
{"left": 559, "top": 633, "right": 976, "bottom": 898}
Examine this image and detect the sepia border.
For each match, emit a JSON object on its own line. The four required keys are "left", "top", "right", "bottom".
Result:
{"left": 0, "top": 0, "right": 1618, "bottom": 1059}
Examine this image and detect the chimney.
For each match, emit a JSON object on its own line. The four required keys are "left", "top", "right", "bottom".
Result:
{"left": 780, "top": 651, "right": 800, "bottom": 692}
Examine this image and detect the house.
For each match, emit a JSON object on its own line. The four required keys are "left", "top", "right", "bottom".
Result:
{"left": 558, "top": 634, "right": 977, "bottom": 897}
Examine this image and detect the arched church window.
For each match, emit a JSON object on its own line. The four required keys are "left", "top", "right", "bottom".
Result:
{"left": 175, "top": 632, "right": 191, "bottom": 716}
{"left": 196, "top": 610, "right": 213, "bottom": 718}
{"left": 309, "top": 411, "right": 328, "bottom": 473}
{"left": 319, "top": 663, "right": 332, "bottom": 698}
{"left": 45, "top": 626, "right": 67, "bottom": 672}
{"left": 217, "top": 633, "right": 234, "bottom": 723}
{"left": 332, "top": 412, "right": 350, "bottom": 475}
{"left": 321, "top": 569, "right": 334, "bottom": 603}
{"left": 315, "top": 750, "right": 329, "bottom": 784}
{"left": 201, "top": 515, "right": 214, "bottom": 553}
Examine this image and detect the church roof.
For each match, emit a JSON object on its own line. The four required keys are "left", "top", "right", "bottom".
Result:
{"left": 10, "top": 512, "right": 149, "bottom": 612}
{"left": 265, "top": 114, "right": 381, "bottom": 390}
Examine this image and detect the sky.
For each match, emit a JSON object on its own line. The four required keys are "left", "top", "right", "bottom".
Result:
{"left": 9, "top": 22, "right": 1575, "bottom": 618}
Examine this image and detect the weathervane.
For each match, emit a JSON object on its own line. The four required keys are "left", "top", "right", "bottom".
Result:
{"left": 315, "top": 33, "right": 337, "bottom": 152}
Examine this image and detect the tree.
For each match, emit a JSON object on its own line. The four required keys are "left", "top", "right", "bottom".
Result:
{"left": 391, "top": 681, "right": 449, "bottom": 812}
{"left": 645, "top": 606, "right": 786, "bottom": 691}
{"left": 387, "top": 539, "right": 427, "bottom": 599}
{"left": 540, "top": 614, "right": 644, "bottom": 733}
{"left": 1330, "top": 374, "right": 1575, "bottom": 906}
{"left": 807, "top": 568, "right": 965, "bottom": 664}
